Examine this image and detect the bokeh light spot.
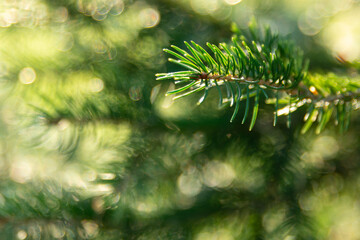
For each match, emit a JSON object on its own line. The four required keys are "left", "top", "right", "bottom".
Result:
{"left": 10, "top": 160, "right": 33, "bottom": 183}
{"left": 313, "top": 136, "right": 339, "bottom": 160}
{"left": 4, "top": 8, "right": 18, "bottom": 25}
{"left": 322, "top": 11, "right": 360, "bottom": 61}
{"left": 81, "top": 220, "right": 99, "bottom": 238}
{"left": 129, "top": 86, "right": 142, "bottom": 101}
{"left": 109, "top": 0, "right": 124, "bottom": 16}
{"left": 90, "top": 78, "right": 104, "bottom": 92}
{"left": 17, "top": 230, "right": 27, "bottom": 240}
{"left": 92, "top": 197, "right": 105, "bottom": 214}
{"left": 191, "top": 0, "right": 219, "bottom": 15}
{"left": 177, "top": 168, "right": 202, "bottom": 197}
{"left": 56, "top": 32, "right": 74, "bottom": 52}
{"left": 224, "top": 0, "right": 242, "bottom": 5}
{"left": 0, "top": 13, "right": 11, "bottom": 28}
{"left": 297, "top": 13, "right": 323, "bottom": 36}
{"left": 94, "top": 184, "right": 114, "bottom": 195}
{"left": 95, "top": 1, "right": 112, "bottom": 15}
{"left": 136, "top": 202, "right": 157, "bottom": 213}
{"left": 139, "top": 8, "right": 160, "bottom": 28}
{"left": 19, "top": 67, "right": 36, "bottom": 84}
{"left": 54, "top": 7, "right": 69, "bottom": 23}
{"left": 301, "top": 151, "right": 324, "bottom": 168}
{"left": 50, "top": 224, "right": 65, "bottom": 238}
{"left": 57, "top": 119, "right": 71, "bottom": 131}
{"left": 92, "top": 40, "right": 107, "bottom": 54}
{"left": 99, "top": 173, "right": 116, "bottom": 180}
{"left": 202, "top": 161, "right": 235, "bottom": 188}
{"left": 150, "top": 84, "right": 161, "bottom": 104}
{"left": 92, "top": 11, "right": 107, "bottom": 21}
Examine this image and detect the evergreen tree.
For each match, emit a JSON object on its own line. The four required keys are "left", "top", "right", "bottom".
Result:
{"left": 0, "top": 0, "right": 359, "bottom": 239}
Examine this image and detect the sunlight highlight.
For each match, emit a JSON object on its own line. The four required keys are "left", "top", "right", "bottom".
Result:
{"left": 19, "top": 67, "right": 36, "bottom": 84}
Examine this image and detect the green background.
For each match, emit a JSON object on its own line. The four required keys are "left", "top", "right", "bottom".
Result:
{"left": 0, "top": 0, "right": 359, "bottom": 239}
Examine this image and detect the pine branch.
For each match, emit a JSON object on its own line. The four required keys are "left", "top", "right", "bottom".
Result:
{"left": 156, "top": 22, "right": 360, "bottom": 132}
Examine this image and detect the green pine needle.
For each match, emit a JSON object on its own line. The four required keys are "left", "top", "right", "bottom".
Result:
{"left": 156, "top": 22, "right": 360, "bottom": 133}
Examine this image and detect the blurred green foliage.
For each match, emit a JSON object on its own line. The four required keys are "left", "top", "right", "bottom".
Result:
{"left": 0, "top": 0, "right": 359, "bottom": 239}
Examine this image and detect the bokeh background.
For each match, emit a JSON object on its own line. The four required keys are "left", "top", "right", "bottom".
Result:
{"left": 0, "top": 0, "right": 359, "bottom": 239}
